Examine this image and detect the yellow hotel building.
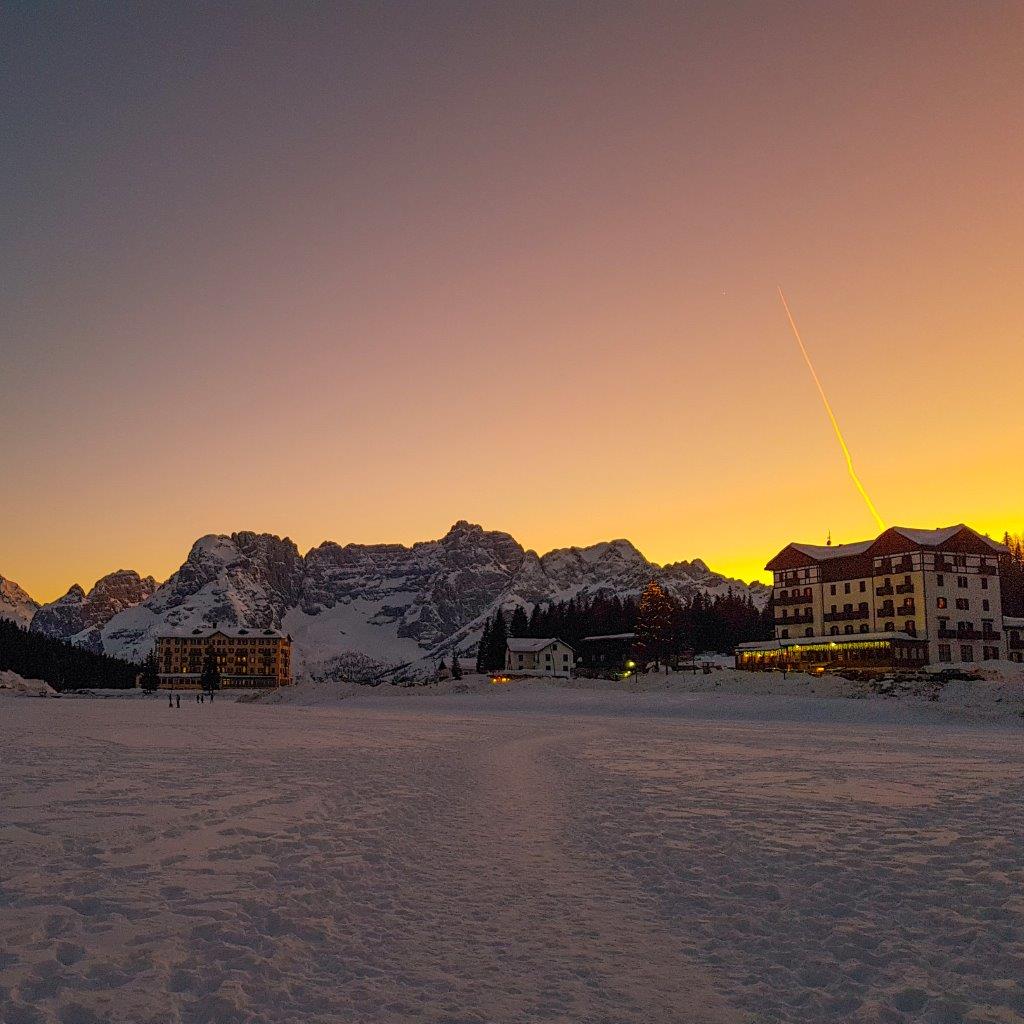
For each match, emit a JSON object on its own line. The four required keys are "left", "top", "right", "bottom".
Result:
{"left": 156, "top": 627, "right": 293, "bottom": 688}
{"left": 737, "top": 525, "right": 1007, "bottom": 672}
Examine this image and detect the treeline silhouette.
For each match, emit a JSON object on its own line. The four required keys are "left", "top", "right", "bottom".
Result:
{"left": 0, "top": 619, "right": 138, "bottom": 690}
{"left": 477, "top": 589, "right": 772, "bottom": 671}
{"left": 1002, "top": 533, "right": 1024, "bottom": 617}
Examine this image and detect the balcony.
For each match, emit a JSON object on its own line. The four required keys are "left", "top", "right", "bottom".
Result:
{"left": 895, "top": 582, "right": 914, "bottom": 594}
{"left": 823, "top": 609, "right": 870, "bottom": 623}
{"left": 775, "top": 613, "right": 813, "bottom": 625}
{"left": 977, "top": 563, "right": 997, "bottom": 575}
{"left": 775, "top": 592, "right": 813, "bottom": 607}
{"left": 896, "top": 604, "right": 916, "bottom": 617}
{"left": 875, "top": 584, "right": 894, "bottom": 597}
{"left": 938, "top": 628, "right": 999, "bottom": 641}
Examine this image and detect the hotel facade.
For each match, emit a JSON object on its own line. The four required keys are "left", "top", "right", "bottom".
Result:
{"left": 156, "top": 627, "right": 293, "bottom": 688}
{"left": 737, "top": 525, "right": 1008, "bottom": 672}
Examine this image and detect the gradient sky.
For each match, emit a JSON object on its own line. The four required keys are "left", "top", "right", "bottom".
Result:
{"left": 3, "top": 1, "right": 1023, "bottom": 602}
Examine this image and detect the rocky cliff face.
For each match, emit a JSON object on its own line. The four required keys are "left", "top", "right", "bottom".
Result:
{"left": 30, "top": 570, "right": 158, "bottom": 651}
{"left": 23, "top": 522, "right": 767, "bottom": 676}
{"left": 0, "top": 574, "right": 39, "bottom": 628}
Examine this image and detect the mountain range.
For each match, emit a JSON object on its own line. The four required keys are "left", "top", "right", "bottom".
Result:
{"left": 3, "top": 522, "right": 767, "bottom": 680}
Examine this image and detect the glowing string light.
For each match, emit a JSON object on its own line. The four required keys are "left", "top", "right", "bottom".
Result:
{"left": 777, "top": 286, "right": 885, "bottom": 531}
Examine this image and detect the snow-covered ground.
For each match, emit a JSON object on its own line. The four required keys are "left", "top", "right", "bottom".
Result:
{"left": 2, "top": 688, "right": 1023, "bottom": 1023}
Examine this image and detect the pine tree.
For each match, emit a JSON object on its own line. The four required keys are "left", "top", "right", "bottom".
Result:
{"left": 476, "top": 617, "right": 491, "bottom": 672}
{"left": 528, "top": 605, "right": 542, "bottom": 637}
{"left": 140, "top": 652, "right": 160, "bottom": 693}
{"left": 509, "top": 605, "right": 529, "bottom": 638}
{"left": 488, "top": 610, "right": 509, "bottom": 671}
{"left": 1001, "top": 532, "right": 1024, "bottom": 616}
{"left": 200, "top": 650, "right": 221, "bottom": 693}
{"left": 451, "top": 650, "right": 462, "bottom": 679}
{"left": 634, "top": 581, "right": 676, "bottom": 670}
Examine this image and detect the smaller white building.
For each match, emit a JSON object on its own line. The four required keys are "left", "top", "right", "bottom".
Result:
{"left": 505, "top": 638, "right": 575, "bottom": 677}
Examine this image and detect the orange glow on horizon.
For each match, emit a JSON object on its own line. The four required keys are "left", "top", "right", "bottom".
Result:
{"left": 3, "top": 5, "right": 1024, "bottom": 603}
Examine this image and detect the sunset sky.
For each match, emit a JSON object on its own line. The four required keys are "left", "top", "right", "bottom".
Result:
{"left": 3, "top": 1, "right": 1022, "bottom": 602}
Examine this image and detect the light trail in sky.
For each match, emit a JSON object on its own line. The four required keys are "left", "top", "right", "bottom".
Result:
{"left": 777, "top": 286, "right": 886, "bottom": 531}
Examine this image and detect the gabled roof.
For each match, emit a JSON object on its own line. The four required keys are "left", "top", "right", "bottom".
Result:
{"left": 790, "top": 540, "right": 874, "bottom": 561}
{"left": 506, "top": 637, "right": 574, "bottom": 653}
{"left": 767, "top": 524, "right": 1005, "bottom": 570}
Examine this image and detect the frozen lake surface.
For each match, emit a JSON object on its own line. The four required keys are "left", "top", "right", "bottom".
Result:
{"left": 2, "top": 689, "right": 1023, "bottom": 1023}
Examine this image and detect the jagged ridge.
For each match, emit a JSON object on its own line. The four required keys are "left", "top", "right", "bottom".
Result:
{"left": 19, "top": 522, "right": 767, "bottom": 678}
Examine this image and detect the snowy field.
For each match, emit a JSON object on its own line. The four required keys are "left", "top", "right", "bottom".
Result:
{"left": 2, "top": 689, "right": 1023, "bottom": 1024}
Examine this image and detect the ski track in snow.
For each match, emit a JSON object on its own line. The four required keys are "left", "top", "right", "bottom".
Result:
{"left": 1, "top": 694, "right": 1023, "bottom": 1023}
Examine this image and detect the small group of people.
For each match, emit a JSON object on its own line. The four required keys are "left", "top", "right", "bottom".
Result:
{"left": 166, "top": 691, "right": 215, "bottom": 707}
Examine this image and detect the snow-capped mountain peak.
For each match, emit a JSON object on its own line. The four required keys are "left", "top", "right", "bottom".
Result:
{"left": 23, "top": 522, "right": 767, "bottom": 678}
{"left": 0, "top": 574, "right": 40, "bottom": 628}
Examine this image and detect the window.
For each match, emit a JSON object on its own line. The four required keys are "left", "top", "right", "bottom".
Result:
{"left": 781, "top": 629, "right": 789, "bottom": 638}
{"left": 937, "top": 597, "right": 947, "bottom": 609}
{"left": 859, "top": 581, "right": 866, "bottom": 592}
{"left": 960, "top": 645, "right": 974, "bottom": 662}
{"left": 938, "top": 644, "right": 951, "bottom": 663}
{"left": 829, "top": 627, "right": 839, "bottom": 636}
{"left": 805, "top": 627, "right": 813, "bottom": 637}
{"left": 957, "top": 576, "right": 968, "bottom": 589}
{"left": 983, "top": 646, "right": 999, "bottom": 661}
{"left": 982, "top": 599, "right": 990, "bottom": 612}
{"left": 859, "top": 624, "right": 869, "bottom": 633}
{"left": 884, "top": 621, "right": 895, "bottom": 632}
{"left": 844, "top": 625, "right": 854, "bottom": 635}
{"left": 955, "top": 598, "right": 970, "bottom": 611}
{"left": 844, "top": 582, "right": 851, "bottom": 594}
{"left": 981, "top": 577, "right": 989, "bottom": 590}
{"left": 937, "top": 574, "right": 944, "bottom": 587}
{"left": 904, "top": 621, "right": 916, "bottom": 637}
{"left": 781, "top": 590, "right": 788, "bottom": 600}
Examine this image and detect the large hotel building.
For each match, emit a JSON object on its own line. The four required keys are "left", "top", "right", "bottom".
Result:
{"left": 156, "top": 627, "right": 293, "bottom": 688}
{"left": 737, "top": 525, "right": 1009, "bottom": 672}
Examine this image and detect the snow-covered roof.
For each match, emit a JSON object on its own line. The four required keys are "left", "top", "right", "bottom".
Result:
{"left": 506, "top": 637, "right": 574, "bottom": 653}
{"left": 784, "top": 525, "right": 1005, "bottom": 565}
{"left": 580, "top": 633, "right": 636, "bottom": 642}
{"left": 1003, "top": 617, "right": 1024, "bottom": 629}
{"left": 159, "top": 626, "right": 287, "bottom": 639}
{"left": 736, "top": 631, "right": 921, "bottom": 652}
{"left": 790, "top": 540, "right": 874, "bottom": 561}
{"left": 889, "top": 525, "right": 1005, "bottom": 552}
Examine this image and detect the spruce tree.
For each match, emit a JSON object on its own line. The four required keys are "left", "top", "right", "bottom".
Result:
{"left": 140, "top": 652, "right": 160, "bottom": 693}
{"left": 634, "top": 581, "right": 676, "bottom": 670}
{"left": 451, "top": 650, "right": 462, "bottom": 679}
{"left": 200, "top": 650, "right": 221, "bottom": 694}
{"left": 488, "top": 610, "right": 509, "bottom": 671}
{"left": 527, "top": 605, "right": 542, "bottom": 637}
{"left": 476, "top": 617, "right": 491, "bottom": 672}
{"left": 509, "top": 605, "right": 529, "bottom": 638}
